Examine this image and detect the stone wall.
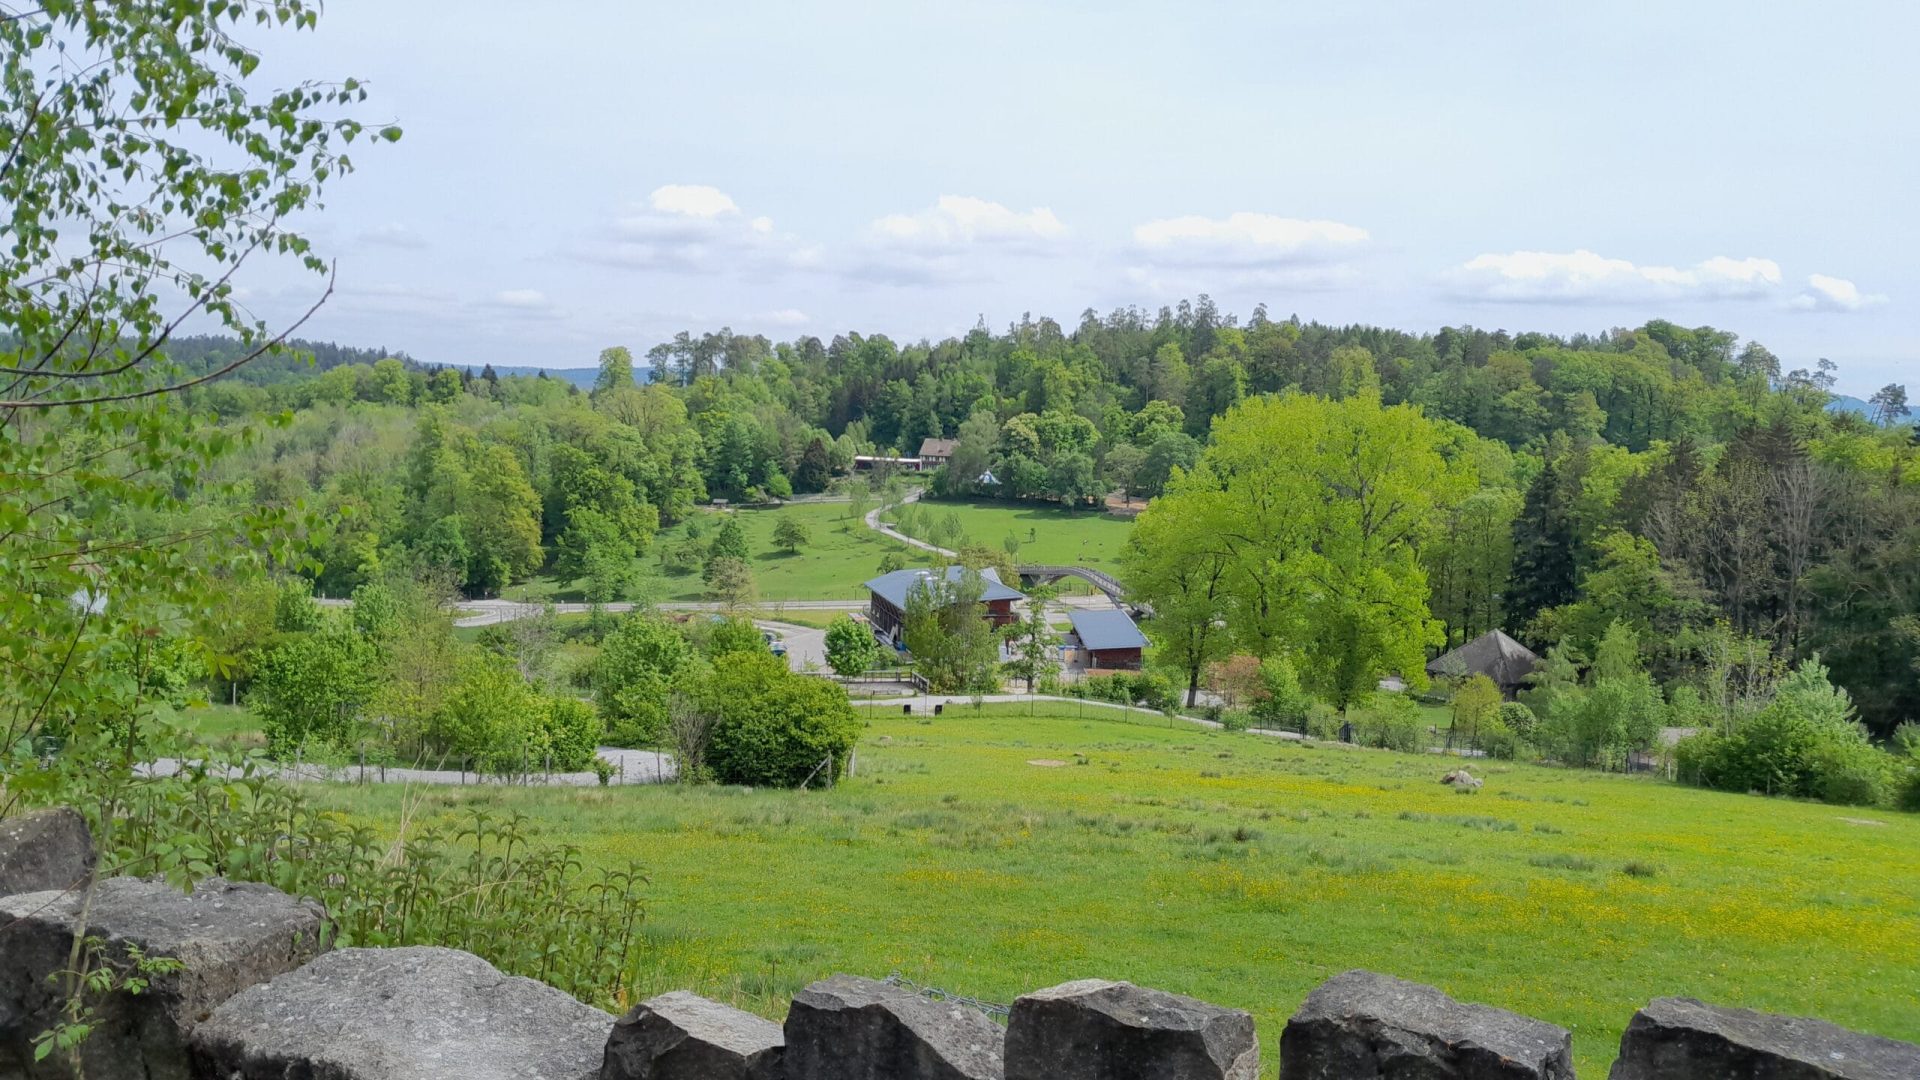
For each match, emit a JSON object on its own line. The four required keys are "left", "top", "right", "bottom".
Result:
{"left": 2, "top": 807, "right": 1915, "bottom": 1079}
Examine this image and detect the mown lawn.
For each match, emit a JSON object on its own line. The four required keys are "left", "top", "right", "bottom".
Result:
{"left": 518, "top": 501, "right": 916, "bottom": 603}
{"left": 886, "top": 498, "right": 1135, "bottom": 572}
{"left": 304, "top": 704, "right": 1920, "bottom": 1077}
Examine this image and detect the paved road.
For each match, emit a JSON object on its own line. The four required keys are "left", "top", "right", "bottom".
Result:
{"left": 146, "top": 745, "right": 678, "bottom": 786}
{"left": 445, "top": 597, "right": 862, "bottom": 628}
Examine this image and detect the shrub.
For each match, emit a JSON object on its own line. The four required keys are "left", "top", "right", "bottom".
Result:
{"left": 1899, "top": 766, "right": 1920, "bottom": 813}
{"left": 1496, "top": 701, "right": 1537, "bottom": 741}
{"left": 538, "top": 696, "right": 603, "bottom": 772}
{"left": 1350, "top": 694, "right": 1426, "bottom": 753}
{"left": 1304, "top": 702, "right": 1342, "bottom": 740}
{"left": 1218, "top": 711, "right": 1251, "bottom": 732}
{"left": 1678, "top": 657, "right": 1900, "bottom": 807}
{"left": 1249, "top": 656, "right": 1312, "bottom": 731}
{"left": 1477, "top": 715, "right": 1522, "bottom": 760}
{"left": 697, "top": 652, "right": 861, "bottom": 787}
{"left": 595, "top": 615, "right": 694, "bottom": 747}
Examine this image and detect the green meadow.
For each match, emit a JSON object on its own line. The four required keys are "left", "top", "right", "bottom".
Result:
{"left": 298, "top": 703, "right": 1920, "bottom": 1077}
{"left": 886, "top": 498, "right": 1136, "bottom": 572}
{"left": 519, "top": 500, "right": 914, "bottom": 603}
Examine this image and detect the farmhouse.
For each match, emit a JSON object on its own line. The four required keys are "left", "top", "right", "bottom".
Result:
{"left": 1068, "top": 607, "right": 1148, "bottom": 671}
{"left": 863, "top": 565, "right": 1024, "bottom": 642}
{"left": 916, "top": 437, "right": 958, "bottom": 469}
{"left": 1425, "top": 629, "right": 1539, "bottom": 697}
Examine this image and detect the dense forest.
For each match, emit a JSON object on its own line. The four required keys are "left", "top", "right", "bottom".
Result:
{"left": 178, "top": 303, "right": 1919, "bottom": 746}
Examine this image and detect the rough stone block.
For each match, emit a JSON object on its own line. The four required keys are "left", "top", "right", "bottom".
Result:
{"left": 0, "top": 807, "right": 95, "bottom": 898}
{"left": 784, "top": 974, "right": 1004, "bottom": 1080}
{"left": 1005, "top": 978, "right": 1259, "bottom": 1080}
{"left": 1610, "top": 996, "right": 1920, "bottom": 1080}
{"left": 602, "top": 989, "right": 784, "bottom": 1080}
{"left": 1279, "top": 970, "right": 1573, "bottom": 1080}
{"left": 0, "top": 875, "right": 328, "bottom": 1080}
{"left": 189, "top": 945, "right": 613, "bottom": 1080}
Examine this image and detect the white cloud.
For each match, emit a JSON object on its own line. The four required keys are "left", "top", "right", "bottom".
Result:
{"left": 844, "top": 196, "right": 1068, "bottom": 286}
{"left": 756, "top": 308, "right": 810, "bottom": 327}
{"left": 358, "top": 222, "right": 428, "bottom": 249}
{"left": 1131, "top": 213, "right": 1369, "bottom": 266}
{"left": 871, "top": 196, "right": 1067, "bottom": 250}
{"left": 1791, "top": 273, "right": 1888, "bottom": 313}
{"left": 572, "top": 184, "right": 817, "bottom": 275}
{"left": 648, "top": 184, "right": 740, "bottom": 218}
{"left": 1446, "top": 249, "right": 1783, "bottom": 303}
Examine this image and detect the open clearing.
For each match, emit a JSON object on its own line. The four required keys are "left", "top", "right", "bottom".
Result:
{"left": 303, "top": 703, "right": 1920, "bottom": 1076}
{"left": 885, "top": 498, "right": 1136, "bottom": 572}
{"left": 520, "top": 501, "right": 916, "bottom": 603}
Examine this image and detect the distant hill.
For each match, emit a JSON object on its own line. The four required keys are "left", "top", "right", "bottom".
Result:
{"left": 453, "top": 365, "right": 599, "bottom": 389}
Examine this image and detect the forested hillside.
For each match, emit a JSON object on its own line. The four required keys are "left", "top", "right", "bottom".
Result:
{"left": 182, "top": 304, "right": 1918, "bottom": 743}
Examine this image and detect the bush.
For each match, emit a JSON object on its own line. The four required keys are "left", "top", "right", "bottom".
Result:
{"left": 1477, "top": 715, "right": 1522, "bottom": 760}
{"left": 1070, "top": 671, "right": 1176, "bottom": 712}
{"left": 1218, "top": 711, "right": 1251, "bottom": 732}
{"left": 1496, "top": 701, "right": 1537, "bottom": 741}
{"left": 538, "top": 696, "right": 603, "bottom": 772}
{"left": 1899, "top": 767, "right": 1920, "bottom": 813}
{"left": 697, "top": 652, "right": 861, "bottom": 787}
{"left": 1303, "top": 702, "right": 1341, "bottom": 740}
{"left": 1678, "top": 657, "right": 1901, "bottom": 807}
{"left": 1249, "top": 656, "right": 1312, "bottom": 731}
{"left": 595, "top": 615, "right": 694, "bottom": 747}
{"left": 1806, "top": 737, "right": 1897, "bottom": 808}
{"left": 1350, "top": 694, "right": 1426, "bottom": 753}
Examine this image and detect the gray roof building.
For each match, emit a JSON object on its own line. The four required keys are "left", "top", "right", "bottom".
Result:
{"left": 862, "top": 565, "right": 1024, "bottom": 609}
{"left": 1425, "top": 629, "right": 1539, "bottom": 692}
{"left": 1068, "top": 608, "right": 1148, "bottom": 652}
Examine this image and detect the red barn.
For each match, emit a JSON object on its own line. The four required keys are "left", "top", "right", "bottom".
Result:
{"left": 863, "top": 566, "right": 1024, "bottom": 644}
{"left": 1069, "top": 608, "right": 1148, "bottom": 671}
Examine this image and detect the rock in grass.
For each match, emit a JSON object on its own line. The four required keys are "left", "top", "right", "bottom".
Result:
{"left": 189, "top": 946, "right": 612, "bottom": 1080}
{"left": 1005, "top": 978, "right": 1258, "bottom": 1080}
{"left": 603, "top": 989, "right": 784, "bottom": 1080}
{"left": 0, "top": 875, "right": 327, "bottom": 1080}
{"left": 1609, "top": 996, "right": 1920, "bottom": 1080}
{"left": 784, "top": 974, "right": 1004, "bottom": 1080}
{"left": 0, "top": 806, "right": 95, "bottom": 898}
{"left": 1279, "top": 969, "right": 1573, "bottom": 1080}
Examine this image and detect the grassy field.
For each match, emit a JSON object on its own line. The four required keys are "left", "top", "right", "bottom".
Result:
{"left": 302, "top": 703, "right": 1920, "bottom": 1076}
{"left": 517, "top": 502, "right": 916, "bottom": 603}
{"left": 886, "top": 498, "right": 1136, "bottom": 572}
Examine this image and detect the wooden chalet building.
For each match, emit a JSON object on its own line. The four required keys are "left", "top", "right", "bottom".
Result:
{"left": 862, "top": 566, "right": 1024, "bottom": 643}
{"left": 1068, "top": 608, "right": 1148, "bottom": 671}
{"left": 916, "top": 437, "right": 958, "bottom": 469}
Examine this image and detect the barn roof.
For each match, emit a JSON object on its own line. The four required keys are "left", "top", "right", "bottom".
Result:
{"left": 1425, "top": 629, "right": 1539, "bottom": 687}
{"left": 1069, "top": 608, "right": 1148, "bottom": 652}
{"left": 917, "top": 437, "right": 959, "bottom": 458}
{"left": 863, "top": 565, "right": 1023, "bottom": 609}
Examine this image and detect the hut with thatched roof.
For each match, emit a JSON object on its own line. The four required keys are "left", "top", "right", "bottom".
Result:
{"left": 1425, "top": 630, "right": 1539, "bottom": 697}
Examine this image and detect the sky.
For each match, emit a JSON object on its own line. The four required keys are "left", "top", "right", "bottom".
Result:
{"left": 241, "top": 1, "right": 1915, "bottom": 393}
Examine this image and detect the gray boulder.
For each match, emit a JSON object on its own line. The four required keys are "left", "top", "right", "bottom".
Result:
{"left": 0, "top": 807, "right": 95, "bottom": 898}
{"left": 189, "top": 945, "right": 614, "bottom": 1080}
{"left": 0, "top": 875, "right": 328, "bottom": 1080}
{"left": 784, "top": 974, "right": 1005, "bottom": 1080}
{"left": 1005, "top": 978, "right": 1259, "bottom": 1080}
{"left": 602, "top": 990, "right": 784, "bottom": 1080}
{"left": 1610, "top": 996, "right": 1920, "bottom": 1080}
{"left": 1279, "top": 970, "right": 1573, "bottom": 1080}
